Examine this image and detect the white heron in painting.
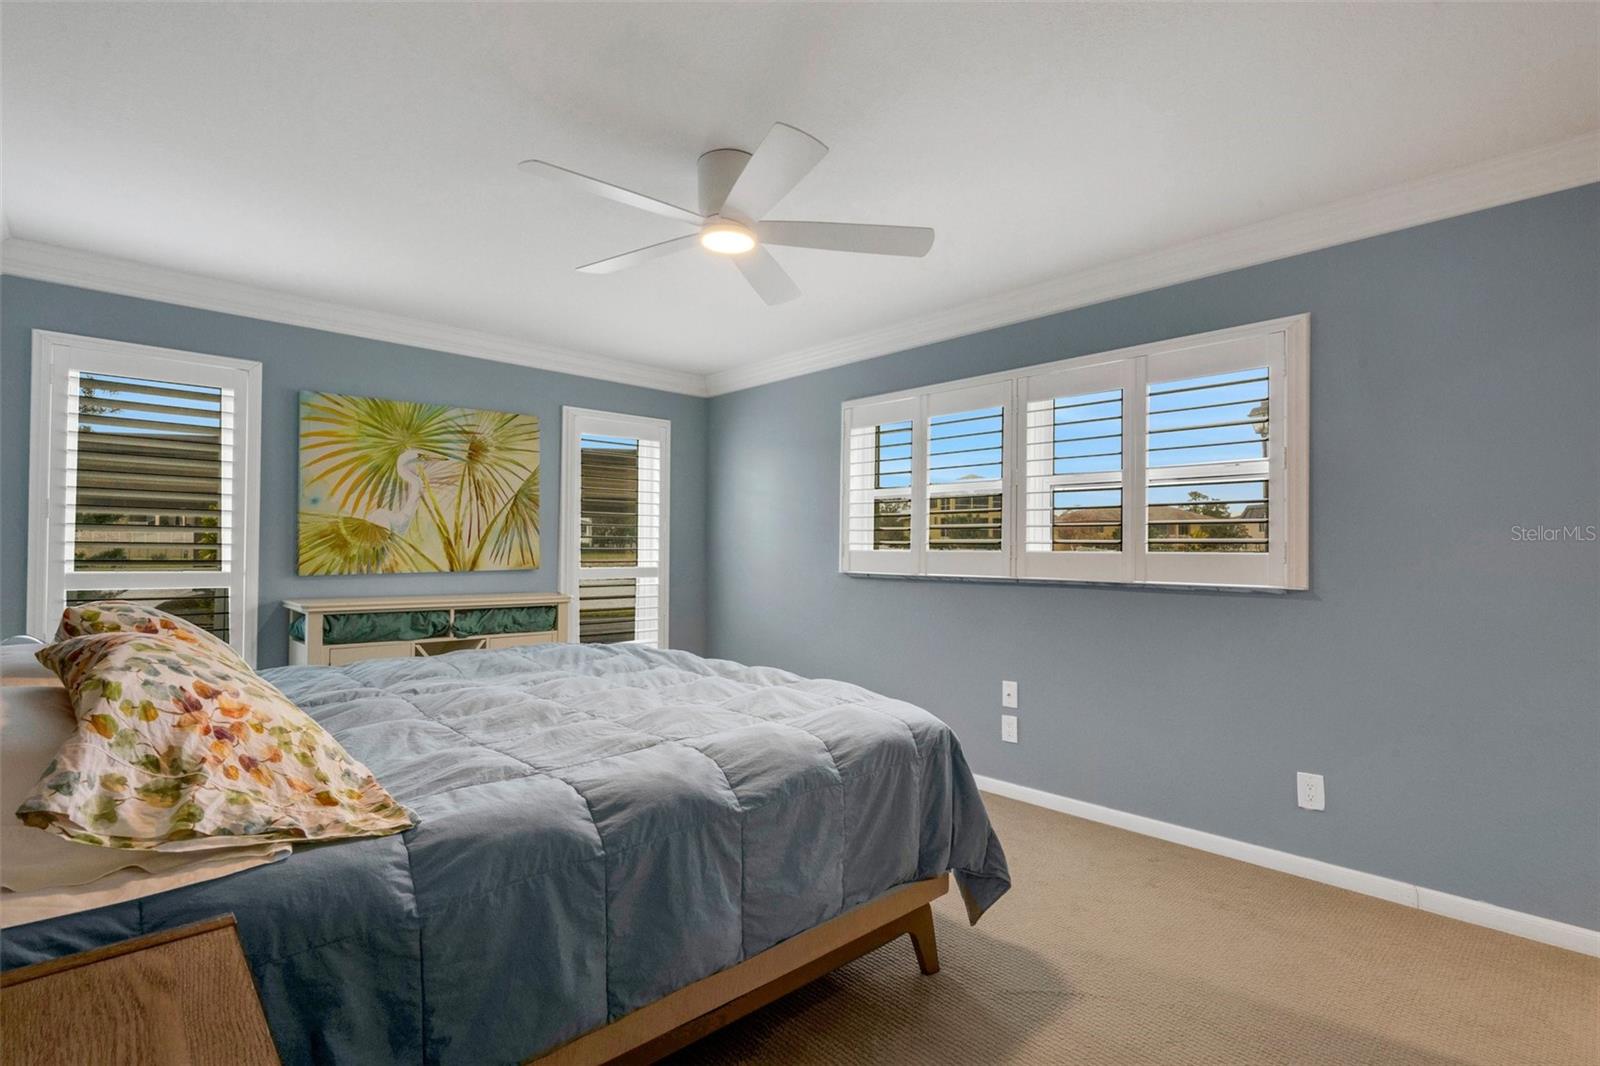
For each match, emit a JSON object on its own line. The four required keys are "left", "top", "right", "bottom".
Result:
{"left": 365, "top": 449, "right": 429, "bottom": 533}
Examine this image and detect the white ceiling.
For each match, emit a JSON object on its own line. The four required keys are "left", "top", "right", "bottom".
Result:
{"left": 3, "top": 3, "right": 1596, "bottom": 380}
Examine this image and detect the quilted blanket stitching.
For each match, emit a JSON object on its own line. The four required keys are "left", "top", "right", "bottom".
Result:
{"left": 275, "top": 645, "right": 979, "bottom": 1033}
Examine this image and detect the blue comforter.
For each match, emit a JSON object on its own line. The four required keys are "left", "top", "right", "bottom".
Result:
{"left": 1, "top": 644, "right": 1010, "bottom": 1064}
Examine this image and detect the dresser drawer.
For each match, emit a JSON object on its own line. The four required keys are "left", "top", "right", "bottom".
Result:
{"left": 325, "top": 641, "right": 415, "bottom": 666}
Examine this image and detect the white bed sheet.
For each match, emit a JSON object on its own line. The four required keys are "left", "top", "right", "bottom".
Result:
{"left": 0, "top": 682, "right": 290, "bottom": 928}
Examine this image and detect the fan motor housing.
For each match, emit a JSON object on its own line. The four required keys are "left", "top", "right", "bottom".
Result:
{"left": 697, "top": 148, "right": 753, "bottom": 218}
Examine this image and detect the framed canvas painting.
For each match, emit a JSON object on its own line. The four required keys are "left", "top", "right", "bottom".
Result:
{"left": 297, "top": 392, "right": 540, "bottom": 574}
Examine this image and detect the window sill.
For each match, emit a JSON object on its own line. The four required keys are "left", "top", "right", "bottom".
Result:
{"left": 840, "top": 569, "right": 1304, "bottom": 595}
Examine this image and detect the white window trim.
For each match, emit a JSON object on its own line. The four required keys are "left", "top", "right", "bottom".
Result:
{"left": 559, "top": 406, "right": 672, "bottom": 647}
{"left": 26, "top": 330, "right": 263, "bottom": 662}
{"left": 839, "top": 314, "right": 1310, "bottom": 591}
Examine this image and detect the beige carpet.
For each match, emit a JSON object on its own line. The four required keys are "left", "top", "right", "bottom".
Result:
{"left": 669, "top": 795, "right": 1598, "bottom": 1065}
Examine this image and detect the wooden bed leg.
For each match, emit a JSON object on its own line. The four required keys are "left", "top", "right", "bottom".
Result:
{"left": 906, "top": 903, "right": 940, "bottom": 975}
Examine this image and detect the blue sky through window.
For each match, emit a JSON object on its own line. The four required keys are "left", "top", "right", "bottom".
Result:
{"left": 929, "top": 407, "right": 1002, "bottom": 485}
{"left": 1054, "top": 389, "right": 1122, "bottom": 475}
{"left": 1147, "top": 367, "right": 1268, "bottom": 467}
{"left": 874, "top": 421, "right": 913, "bottom": 489}
{"left": 76, "top": 373, "right": 221, "bottom": 434}
{"left": 580, "top": 433, "right": 639, "bottom": 451}
{"left": 873, "top": 366, "right": 1269, "bottom": 498}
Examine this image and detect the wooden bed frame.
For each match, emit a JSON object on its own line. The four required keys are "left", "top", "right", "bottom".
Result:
{"left": 530, "top": 873, "right": 950, "bottom": 1065}
{"left": 12, "top": 608, "right": 950, "bottom": 1062}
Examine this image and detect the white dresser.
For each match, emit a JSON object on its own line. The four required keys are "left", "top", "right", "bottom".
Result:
{"left": 283, "top": 592, "right": 572, "bottom": 667}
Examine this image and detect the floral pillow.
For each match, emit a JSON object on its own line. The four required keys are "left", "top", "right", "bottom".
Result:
{"left": 55, "top": 602, "right": 244, "bottom": 669}
{"left": 19, "top": 629, "right": 412, "bottom": 850}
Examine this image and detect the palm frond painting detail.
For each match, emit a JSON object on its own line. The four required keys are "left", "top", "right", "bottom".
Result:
{"left": 298, "top": 393, "right": 540, "bottom": 574}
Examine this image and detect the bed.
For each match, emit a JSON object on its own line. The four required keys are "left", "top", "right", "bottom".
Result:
{"left": 1, "top": 642, "right": 1010, "bottom": 1064}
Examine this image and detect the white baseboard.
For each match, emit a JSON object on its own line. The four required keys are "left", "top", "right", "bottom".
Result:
{"left": 973, "top": 773, "right": 1600, "bottom": 958}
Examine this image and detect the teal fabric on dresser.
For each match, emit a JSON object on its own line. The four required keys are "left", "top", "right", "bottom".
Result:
{"left": 450, "top": 605, "right": 557, "bottom": 637}
{"left": 289, "top": 610, "right": 451, "bottom": 645}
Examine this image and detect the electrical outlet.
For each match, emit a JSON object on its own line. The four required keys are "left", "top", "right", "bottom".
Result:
{"left": 1297, "top": 772, "right": 1325, "bottom": 811}
{"left": 1001, "top": 680, "right": 1018, "bottom": 709}
{"left": 1001, "top": 714, "right": 1019, "bottom": 743}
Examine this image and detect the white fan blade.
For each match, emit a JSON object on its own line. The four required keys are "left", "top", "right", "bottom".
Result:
{"left": 756, "top": 221, "right": 935, "bottom": 257}
{"left": 577, "top": 235, "right": 699, "bottom": 275}
{"left": 519, "top": 159, "right": 704, "bottom": 226}
{"left": 733, "top": 247, "right": 801, "bottom": 305}
{"left": 719, "top": 123, "right": 828, "bottom": 223}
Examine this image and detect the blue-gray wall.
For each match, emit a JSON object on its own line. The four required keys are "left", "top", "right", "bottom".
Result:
{"left": 4, "top": 186, "right": 1595, "bottom": 930}
{"left": 0, "top": 276, "right": 709, "bottom": 666}
{"left": 706, "top": 184, "right": 1600, "bottom": 929}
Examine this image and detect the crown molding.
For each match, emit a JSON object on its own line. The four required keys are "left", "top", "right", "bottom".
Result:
{"left": 3, "top": 134, "right": 1593, "bottom": 401}
{"left": 0, "top": 239, "right": 709, "bottom": 397}
{"left": 705, "top": 132, "right": 1600, "bottom": 396}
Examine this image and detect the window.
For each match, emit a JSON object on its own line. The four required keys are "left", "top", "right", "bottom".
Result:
{"left": 925, "top": 382, "right": 1010, "bottom": 577}
{"left": 561, "top": 408, "right": 669, "bottom": 646}
{"left": 840, "top": 315, "right": 1308, "bottom": 590}
{"left": 1021, "top": 359, "right": 1135, "bottom": 583}
{"left": 28, "top": 331, "right": 262, "bottom": 660}
{"left": 842, "top": 397, "right": 920, "bottom": 575}
{"left": 1139, "top": 328, "right": 1295, "bottom": 588}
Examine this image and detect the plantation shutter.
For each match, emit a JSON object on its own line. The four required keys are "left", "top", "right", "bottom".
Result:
{"left": 1143, "top": 330, "right": 1288, "bottom": 588}
{"left": 1018, "top": 359, "right": 1139, "bottom": 583}
{"left": 925, "top": 381, "right": 1010, "bottom": 578}
{"left": 837, "top": 317, "right": 1307, "bottom": 589}
{"left": 564, "top": 409, "right": 669, "bottom": 646}
{"left": 841, "top": 395, "right": 922, "bottom": 575}
{"left": 29, "top": 334, "right": 259, "bottom": 658}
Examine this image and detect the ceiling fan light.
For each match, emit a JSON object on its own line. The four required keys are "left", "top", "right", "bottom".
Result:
{"left": 700, "top": 222, "right": 756, "bottom": 255}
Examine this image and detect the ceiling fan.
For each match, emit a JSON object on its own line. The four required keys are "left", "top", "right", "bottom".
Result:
{"left": 518, "top": 123, "right": 934, "bottom": 305}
